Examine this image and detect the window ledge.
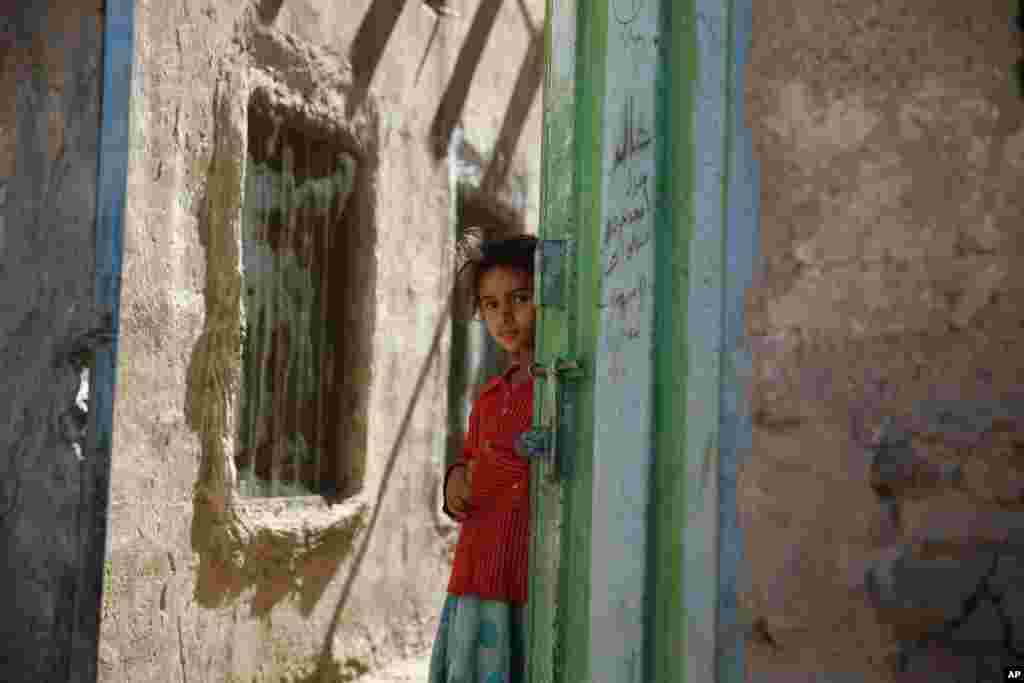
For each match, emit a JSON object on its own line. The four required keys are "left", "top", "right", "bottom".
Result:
{"left": 231, "top": 494, "right": 370, "bottom": 548}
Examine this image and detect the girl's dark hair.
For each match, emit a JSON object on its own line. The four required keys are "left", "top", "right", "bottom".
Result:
{"left": 453, "top": 229, "right": 538, "bottom": 321}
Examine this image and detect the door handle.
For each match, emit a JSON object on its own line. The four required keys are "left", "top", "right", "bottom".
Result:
{"left": 516, "top": 358, "right": 582, "bottom": 481}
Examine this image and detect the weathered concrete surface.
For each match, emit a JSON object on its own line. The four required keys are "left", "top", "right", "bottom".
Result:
{"left": 743, "top": 0, "right": 1024, "bottom": 680}
{"left": 0, "top": 3, "right": 107, "bottom": 681}
{"left": 100, "top": 1, "right": 543, "bottom": 681}
{"left": 348, "top": 647, "right": 432, "bottom": 683}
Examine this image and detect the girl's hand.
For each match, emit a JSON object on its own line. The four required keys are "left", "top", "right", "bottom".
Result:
{"left": 445, "top": 461, "right": 475, "bottom": 521}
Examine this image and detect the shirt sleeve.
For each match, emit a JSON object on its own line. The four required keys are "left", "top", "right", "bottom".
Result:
{"left": 463, "top": 397, "right": 482, "bottom": 460}
{"left": 441, "top": 398, "right": 482, "bottom": 520}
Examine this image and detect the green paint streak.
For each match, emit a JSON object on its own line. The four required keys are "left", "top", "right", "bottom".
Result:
{"left": 649, "top": 1, "right": 698, "bottom": 682}
{"left": 238, "top": 149, "right": 357, "bottom": 498}
{"left": 528, "top": 1, "right": 570, "bottom": 680}
{"left": 557, "top": 2, "right": 604, "bottom": 683}
{"left": 528, "top": 0, "right": 606, "bottom": 681}
{"left": 446, "top": 140, "right": 465, "bottom": 471}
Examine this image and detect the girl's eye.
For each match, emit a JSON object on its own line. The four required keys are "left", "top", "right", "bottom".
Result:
{"left": 515, "top": 292, "right": 533, "bottom": 304}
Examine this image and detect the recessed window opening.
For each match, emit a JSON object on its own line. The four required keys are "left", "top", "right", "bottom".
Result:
{"left": 236, "top": 89, "right": 364, "bottom": 499}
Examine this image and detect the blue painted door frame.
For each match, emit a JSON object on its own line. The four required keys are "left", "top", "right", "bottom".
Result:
{"left": 72, "top": 1, "right": 135, "bottom": 681}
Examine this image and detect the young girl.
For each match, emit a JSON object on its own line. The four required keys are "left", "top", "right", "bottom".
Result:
{"left": 428, "top": 234, "right": 538, "bottom": 683}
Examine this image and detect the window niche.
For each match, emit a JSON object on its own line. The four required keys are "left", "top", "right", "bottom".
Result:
{"left": 235, "top": 87, "right": 372, "bottom": 501}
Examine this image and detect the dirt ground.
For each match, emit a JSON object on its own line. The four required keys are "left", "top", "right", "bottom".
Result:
{"left": 355, "top": 649, "right": 433, "bottom": 683}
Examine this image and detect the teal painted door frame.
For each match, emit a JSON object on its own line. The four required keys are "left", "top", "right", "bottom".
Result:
{"left": 529, "top": 0, "right": 758, "bottom": 682}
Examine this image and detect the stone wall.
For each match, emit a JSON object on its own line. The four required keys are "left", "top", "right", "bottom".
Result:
{"left": 743, "top": 1, "right": 1024, "bottom": 681}
{"left": 100, "top": 1, "right": 543, "bottom": 681}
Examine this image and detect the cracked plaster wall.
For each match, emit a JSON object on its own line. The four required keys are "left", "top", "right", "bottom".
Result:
{"left": 744, "top": 1, "right": 1024, "bottom": 681}
{"left": 99, "top": 1, "right": 544, "bottom": 682}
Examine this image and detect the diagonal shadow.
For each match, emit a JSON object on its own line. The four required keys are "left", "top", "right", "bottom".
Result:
{"left": 428, "top": 0, "right": 505, "bottom": 158}
{"left": 347, "top": 0, "right": 408, "bottom": 117}
{"left": 256, "top": 0, "right": 285, "bottom": 23}
{"left": 513, "top": 0, "right": 537, "bottom": 31}
{"left": 307, "top": 293, "right": 454, "bottom": 679}
{"left": 480, "top": 26, "right": 544, "bottom": 196}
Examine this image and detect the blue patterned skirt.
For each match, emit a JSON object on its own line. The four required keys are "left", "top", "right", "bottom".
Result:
{"left": 427, "top": 594, "right": 527, "bottom": 683}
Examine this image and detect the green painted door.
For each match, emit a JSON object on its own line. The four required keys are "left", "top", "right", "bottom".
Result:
{"left": 528, "top": 1, "right": 757, "bottom": 682}
{"left": 526, "top": 1, "right": 595, "bottom": 682}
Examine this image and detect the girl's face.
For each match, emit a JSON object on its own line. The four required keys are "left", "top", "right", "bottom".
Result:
{"left": 477, "top": 265, "right": 536, "bottom": 357}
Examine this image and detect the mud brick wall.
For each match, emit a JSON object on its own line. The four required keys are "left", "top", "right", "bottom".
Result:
{"left": 743, "top": 1, "right": 1024, "bottom": 681}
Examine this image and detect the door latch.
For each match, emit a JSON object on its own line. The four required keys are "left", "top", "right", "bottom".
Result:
{"left": 516, "top": 358, "right": 582, "bottom": 481}
{"left": 534, "top": 239, "right": 572, "bottom": 309}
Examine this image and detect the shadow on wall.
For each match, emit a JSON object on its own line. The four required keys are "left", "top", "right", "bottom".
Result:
{"left": 480, "top": 22, "right": 543, "bottom": 196}
{"left": 350, "top": 0, "right": 542, "bottom": 197}
{"left": 300, "top": 295, "right": 456, "bottom": 683}
{"left": 427, "top": 0, "right": 543, "bottom": 181}
{"left": 428, "top": 0, "right": 506, "bottom": 157}
{"left": 257, "top": 0, "right": 284, "bottom": 24}
{"left": 347, "top": 0, "right": 409, "bottom": 117}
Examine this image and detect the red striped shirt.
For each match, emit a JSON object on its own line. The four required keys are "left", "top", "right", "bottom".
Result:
{"left": 446, "top": 368, "right": 533, "bottom": 604}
